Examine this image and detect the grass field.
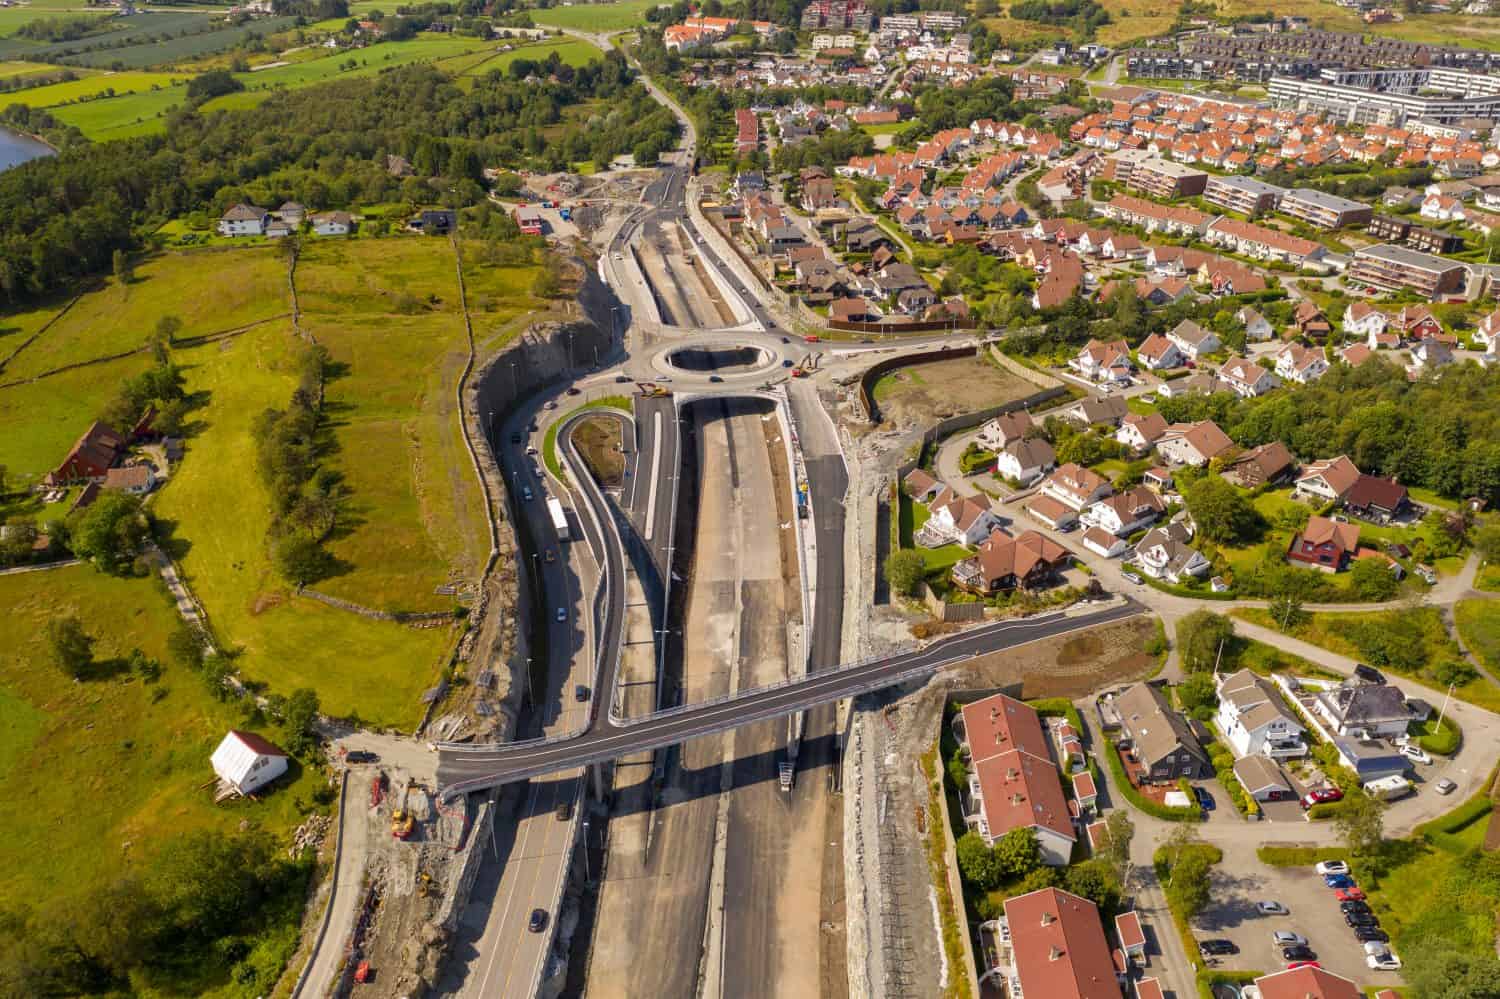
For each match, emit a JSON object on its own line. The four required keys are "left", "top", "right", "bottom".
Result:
{"left": 0, "top": 69, "right": 184, "bottom": 108}
{"left": 0, "top": 246, "right": 289, "bottom": 383}
{"left": 1455, "top": 599, "right": 1500, "bottom": 679}
{"left": 151, "top": 320, "right": 457, "bottom": 727}
{"left": 0, "top": 6, "right": 111, "bottom": 39}
{"left": 529, "top": 0, "right": 660, "bottom": 31}
{"left": 0, "top": 564, "right": 317, "bottom": 907}
{"left": 0, "top": 58, "right": 90, "bottom": 79}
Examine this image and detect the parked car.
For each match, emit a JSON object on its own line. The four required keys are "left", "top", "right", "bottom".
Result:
{"left": 1315, "top": 860, "right": 1349, "bottom": 876}
{"left": 1363, "top": 942, "right": 1392, "bottom": 956}
{"left": 1353, "top": 926, "right": 1389, "bottom": 944}
{"left": 1367, "top": 951, "right": 1402, "bottom": 971}
{"left": 522, "top": 486, "right": 534, "bottom": 502}
{"left": 1345, "top": 912, "right": 1378, "bottom": 928}
{"left": 1286, "top": 961, "right": 1321, "bottom": 971}
{"left": 1271, "top": 931, "right": 1306, "bottom": 946}
{"left": 1259, "top": 902, "right": 1289, "bottom": 916}
{"left": 1400, "top": 745, "right": 1431, "bottom": 765}
{"left": 1122, "top": 571, "right": 1144, "bottom": 585}
{"left": 1436, "top": 778, "right": 1458, "bottom": 795}
{"left": 1335, "top": 887, "right": 1366, "bottom": 902}
{"left": 1325, "top": 874, "right": 1356, "bottom": 889}
{"left": 345, "top": 750, "right": 379, "bottom": 764}
{"left": 1199, "top": 939, "right": 1237, "bottom": 956}
{"left": 615, "top": 374, "right": 633, "bottom": 383}
{"left": 1302, "top": 787, "right": 1344, "bottom": 809}
{"left": 1340, "top": 899, "right": 1370, "bottom": 913}
{"left": 575, "top": 684, "right": 590, "bottom": 702}
{"left": 1194, "top": 787, "right": 1216, "bottom": 811}
{"left": 1353, "top": 664, "right": 1387, "bottom": 685}
{"left": 708, "top": 374, "right": 724, "bottom": 383}
{"left": 1281, "top": 945, "right": 1316, "bottom": 963}
{"left": 566, "top": 386, "right": 581, "bottom": 396}
{"left": 528, "top": 909, "right": 549, "bottom": 932}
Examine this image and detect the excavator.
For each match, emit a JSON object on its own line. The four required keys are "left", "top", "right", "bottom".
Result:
{"left": 390, "top": 784, "right": 414, "bottom": 840}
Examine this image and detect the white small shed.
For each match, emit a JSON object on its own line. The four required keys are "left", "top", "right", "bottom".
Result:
{"left": 211, "top": 730, "right": 289, "bottom": 796}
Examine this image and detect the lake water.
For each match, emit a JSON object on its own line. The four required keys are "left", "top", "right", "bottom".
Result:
{"left": 0, "top": 127, "right": 54, "bottom": 172}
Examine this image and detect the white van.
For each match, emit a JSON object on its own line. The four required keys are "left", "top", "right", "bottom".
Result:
{"left": 1363, "top": 775, "right": 1413, "bottom": 802}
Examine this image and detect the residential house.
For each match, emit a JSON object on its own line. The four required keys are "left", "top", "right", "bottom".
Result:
{"left": 1155, "top": 420, "right": 1234, "bottom": 467}
{"left": 996, "top": 437, "right": 1056, "bottom": 485}
{"left": 1114, "top": 682, "right": 1211, "bottom": 782}
{"left": 1218, "top": 357, "right": 1280, "bottom": 398}
{"left": 1226, "top": 441, "right": 1295, "bottom": 488}
{"left": 1165, "top": 319, "right": 1221, "bottom": 362}
{"left": 1143, "top": 467, "right": 1173, "bottom": 493}
{"left": 952, "top": 528, "right": 1073, "bottom": 592}
{"left": 1061, "top": 395, "right": 1130, "bottom": 428}
{"left": 1293, "top": 301, "right": 1333, "bottom": 339}
{"left": 1274, "top": 342, "right": 1329, "bottom": 385}
{"left": 210, "top": 730, "right": 290, "bottom": 796}
{"left": 1233, "top": 755, "right": 1295, "bottom": 802}
{"left": 1392, "top": 304, "right": 1444, "bottom": 340}
{"left": 46, "top": 422, "right": 128, "bottom": 486}
{"left": 956, "top": 695, "right": 1076, "bottom": 863}
{"left": 1314, "top": 683, "right": 1417, "bottom": 739}
{"left": 1215, "top": 669, "right": 1306, "bottom": 759}
{"left": 103, "top": 465, "right": 155, "bottom": 496}
{"left": 1286, "top": 515, "right": 1360, "bottom": 572}
{"left": 1294, "top": 455, "right": 1361, "bottom": 504}
{"left": 218, "top": 203, "right": 269, "bottom": 237}
{"left": 1411, "top": 338, "right": 1455, "bottom": 369}
{"left": 1237, "top": 306, "right": 1274, "bottom": 341}
{"left": 276, "top": 201, "right": 305, "bottom": 225}
{"left": 1000, "top": 888, "right": 1124, "bottom": 997}
{"left": 1252, "top": 967, "right": 1362, "bottom": 999}
{"left": 1342, "top": 301, "right": 1388, "bottom": 340}
{"left": 1082, "top": 527, "right": 1129, "bottom": 558}
{"left": 310, "top": 211, "right": 355, "bottom": 236}
{"left": 1136, "top": 332, "right": 1183, "bottom": 370}
{"left": 1343, "top": 474, "right": 1411, "bottom": 523}
{"left": 977, "top": 410, "right": 1035, "bottom": 450}
{"left": 903, "top": 467, "right": 942, "bottom": 502}
{"left": 1070, "top": 339, "right": 1134, "bottom": 384}
{"left": 1116, "top": 412, "right": 1168, "bottom": 451}
{"left": 1027, "top": 494, "right": 1080, "bottom": 531}
{"left": 1081, "top": 486, "right": 1165, "bottom": 536}
{"left": 924, "top": 486, "right": 1001, "bottom": 546}
{"left": 1474, "top": 307, "right": 1500, "bottom": 352}
{"left": 1134, "top": 522, "right": 1210, "bottom": 582}
{"left": 1041, "top": 463, "right": 1113, "bottom": 511}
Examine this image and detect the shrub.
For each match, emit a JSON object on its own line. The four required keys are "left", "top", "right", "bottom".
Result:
{"left": 1104, "top": 742, "right": 1202, "bottom": 823}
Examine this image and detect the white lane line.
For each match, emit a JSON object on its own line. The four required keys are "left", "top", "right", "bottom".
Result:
{"left": 644, "top": 409, "right": 664, "bottom": 542}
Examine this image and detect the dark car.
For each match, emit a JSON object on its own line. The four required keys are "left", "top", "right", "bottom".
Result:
{"left": 528, "top": 909, "right": 548, "bottom": 933}
{"left": 1354, "top": 664, "right": 1387, "bottom": 685}
{"left": 708, "top": 374, "right": 723, "bottom": 383}
{"left": 1346, "top": 912, "right": 1378, "bottom": 927}
{"left": 1354, "top": 927, "right": 1389, "bottom": 943}
{"left": 555, "top": 800, "right": 573, "bottom": 821}
{"left": 1194, "top": 787, "right": 1216, "bottom": 811}
{"left": 1198, "top": 939, "right": 1237, "bottom": 956}
{"left": 615, "top": 374, "right": 633, "bottom": 383}
{"left": 566, "top": 386, "right": 582, "bottom": 395}
{"left": 780, "top": 337, "right": 790, "bottom": 344}
{"left": 783, "top": 358, "right": 794, "bottom": 367}
{"left": 1340, "top": 900, "right": 1371, "bottom": 914}
{"left": 1282, "top": 945, "right": 1316, "bottom": 963}
{"left": 575, "top": 684, "right": 591, "bottom": 702}
{"left": 510, "top": 432, "right": 523, "bottom": 445}
{"left": 345, "top": 750, "right": 379, "bottom": 764}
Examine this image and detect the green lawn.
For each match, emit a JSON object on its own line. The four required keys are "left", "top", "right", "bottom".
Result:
{"left": 151, "top": 322, "right": 458, "bottom": 727}
{"left": 0, "top": 565, "right": 317, "bottom": 908}
{"left": 1, "top": 245, "right": 289, "bottom": 381}
{"left": 0, "top": 69, "right": 184, "bottom": 108}
{"left": 0, "top": 6, "right": 111, "bottom": 37}
{"left": 529, "top": 0, "right": 661, "bottom": 30}
{"left": 1455, "top": 599, "right": 1500, "bottom": 678}
{"left": 0, "top": 58, "right": 91, "bottom": 79}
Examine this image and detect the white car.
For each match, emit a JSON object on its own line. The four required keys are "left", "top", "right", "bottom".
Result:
{"left": 1364, "top": 942, "right": 1391, "bottom": 956}
{"left": 1258, "top": 901, "right": 1289, "bottom": 916}
{"left": 1271, "top": 931, "right": 1306, "bottom": 946}
{"left": 1367, "top": 951, "right": 1402, "bottom": 971}
{"left": 1315, "top": 860, "right": 1349, "bottom": 876}
{"left": 1400, "top": 744, "right": 1431, "bottom": 765}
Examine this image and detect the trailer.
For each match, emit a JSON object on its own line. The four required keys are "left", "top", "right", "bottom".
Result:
{"left": 546, "top": 496, "right": 569, "bottom": 541}
{"left": 1363, "top": 775, "right": 1413, "bottom": 802}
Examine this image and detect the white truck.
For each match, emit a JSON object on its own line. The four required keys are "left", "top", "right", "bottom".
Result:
{"left": 546, "top": 496, "right": 569, "bottom": 542}
{"left": 1363, "top": 775, "right": 1413, "bottom": 802}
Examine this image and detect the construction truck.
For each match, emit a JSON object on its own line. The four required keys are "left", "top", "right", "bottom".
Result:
{"left": 638, "top": 382, "right": 671, "bottom": 398}
{"left": 390, "top": 784, "right": 415, "bottom": 840}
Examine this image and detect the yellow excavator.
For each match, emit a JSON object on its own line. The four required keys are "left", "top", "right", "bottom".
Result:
{"left": 390, "top": 784, "right": 414, "bottom": 840}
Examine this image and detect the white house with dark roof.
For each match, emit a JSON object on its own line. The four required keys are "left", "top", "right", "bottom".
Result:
{"left": 996, "top": 437, "right": 1056, "bottom": 485}
{"left": 1133, "top": 522, "right": 1209, "bottom": 582}
{"left": 1218, "top": 357, "right": 1279, "bottom": 398}
{"left": 218, "top": 203, "right": 270, "bottom": 237}
{"left": 1314, "top": 682, "right": 1417, "bottom": 739}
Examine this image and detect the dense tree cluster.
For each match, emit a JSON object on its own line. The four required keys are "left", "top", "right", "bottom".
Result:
{"left": 14, "top": 14, "right": 109, "bottom": 43}
{"left": 0, "top": 55, "right": 668, "bottom": 302}
{"left": 1008, "top": 0, "right": 1110, "bottom": 36}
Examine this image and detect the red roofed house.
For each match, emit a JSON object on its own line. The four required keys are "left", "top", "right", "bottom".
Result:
{"left": 46, "top": 421, "right": 128, "bottom": 487}
{"left": 952, "top": 528, "right": 1073, "bottom": 593}
{"left": 1287, "top": 515, "right": 1361, "bottom": 573}
{"left": 955, "top": 694, "right": 1075, "bottom": 864}
{"left": 1253, "top": 966, "right": 1362, "bottom": 999}
{"left": 999, "top": 888, "right": 1124, "bottom": 998}
{"left": 1114, "top": 910, "right": 1146, "bottom": 963}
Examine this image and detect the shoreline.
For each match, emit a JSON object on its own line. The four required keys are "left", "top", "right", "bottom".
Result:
{"left": 0, "top": 124, "right": 59, "bottom": 168}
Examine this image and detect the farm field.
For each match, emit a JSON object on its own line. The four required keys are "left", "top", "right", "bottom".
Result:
{"left": 0, "top": 6, "right": 112, "bottom": 40}
{"left": 0, "top": 564, "right": 317, "bottom": 908}
{"left": 0, "top": 245, "right": 290, "bottom": 382}
{"left": 150, "top": 318, "right": 458, "bottom": 728}
{"left": 0, "top": 69, "right": 184, "bottom": 107}
{"left": 0, "top": 58, "right": 90, "bottom": 78}
{"left": 529, "top": 0, "right": 661, "bottom": 31}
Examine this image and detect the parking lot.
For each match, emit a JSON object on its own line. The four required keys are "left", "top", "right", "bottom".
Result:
{"left": 1193, "top": 846, "right": 1398, "bottom": 990}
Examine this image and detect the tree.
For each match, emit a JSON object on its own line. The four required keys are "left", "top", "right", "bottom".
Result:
{"left": 956, "top": 831, "right": 1005, "bottom": 891}
{"left": 1350, "top": 556, "right": 1399, "bottom": 601}
{"left": 111, "top": 248, "right": 131, "bottom": 286}
{"left": 886, "top": 549, "right": 927, "bottom": 597}
{"left": 1404, "top": 949, "right": 1500, "bottom": 999}
{"left": 67, "top": 492, "right": 147, "bottom": 575}
{"left": 1175, "top": 609, "right": 1234, "bottom": 672}
{"left": 1177, "top": 671, "right": 1218, "bottom": 716}
{"left": 1100, "top": 811, "right": 1135, "bottom": 884}
{"left": 993, "top": 826, "right": 1041, "bottom": 878}
{"left": 167, "top": 622, "right": 205, "bottom": 670}
{"left": 1474, "top": 520, "right": 1500, "bottom": 564}
{"left": 1334, "top": 792, "right": 1384, "bottom": 860}
{"left": 273, "top": 535, "right": 333, "bottom": 586}
{"left": 1064, "top": 858, "right": 1121, "bottom": 913}
{"left": 1183, "top": 475, "right": 1261, "bottom": 544}
{"left": 1269, "top": 588, "right": 1307, "bottom": 632}
{"left": 46, "top": 616, "right": 94, "bottom": 679}
{"left": 281, "top": 688, "right": 321, "bottom": 755}
{"left": 1165, "top": 848, "right": 1212, "bottom": 919}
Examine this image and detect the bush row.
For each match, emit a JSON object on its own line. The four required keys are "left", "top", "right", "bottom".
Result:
{"left": 1103, "top": 742, "right": 1202, "bottom": 823}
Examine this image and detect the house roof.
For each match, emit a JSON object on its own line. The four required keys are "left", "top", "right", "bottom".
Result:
{"left": 904, "top": 468, "right": 938, "bottom": 495}
{"left": 1168, "top": 319, "right": 1215, "bottom": 347}
{"left": 53, "top": 421, "right": 128, "bottom": 481}
{"left": 1300, "top": 515, "right": 1360, "bottom": 554}
{"left": 1003, "top": 888, "right": 1122, "bottom": 999}
{"left": 1029, "top": 493, "right": 1077, "bottom": 526}
{"left": 221, "top": 203, "right": 267, "bottom": 221}
{"left": 1345, "top": 474, "right": 1408, "bottom": 511}
{"left": 961, "top": 692, "right": 1051, "bottom": 764}
{"left": 1072, "top": 769, "right": 1097, "bottom": 798}
{"left": 1137, "top": 332, "right": 1177, "bottom": 363}
{"left": 1071, "top": 396, "right": 1130, "bottom": 425}
{"left": 1162, "top": 420, "right": 1234, "bottom": 461}
{"left": 1233, "top": 754, "right": 1290, "bottom": 794}
{"left": 1134, "top": 978, "right": 1164, "bottom": 999}
{"left": 1121, "top": 412, "right": 1168, "bottom": 443}
{"left": 210, "top": 730, "right": 289, "bottom": 788}
{"left": 989, "top": 409, "right": 1035, "bottom": 441}
{"left": 1322, "top": 683, "right": 1412, "bottom": 725}
{"left": 1006, "top": 436, "right": 1056, "bottom": 469}
{"left": 974, "top": 748, "right": 1076, "bottom": 845}
{"left": 1115, "top": 682, "right": 1205, "bottom": 767}
{"left": 1229, "top": 441, "right": 1294, "bottom": 479}
{"left": 975, "top": 527, "right": 1071, "bottom": 584}
{"left": 1115, "top": 910, "right": 1145, "bottom": 950}
{"left": 1298, "top": 455, "right": 1361, "bottom": 497}
{"left": 1254, "top": 966, "right": 1362, "bottom": 999}
{"left": 103, "top": 465, "right": 152, "bottom": 490}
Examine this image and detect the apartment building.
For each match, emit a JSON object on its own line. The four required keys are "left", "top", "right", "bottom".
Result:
{"left": 1203, "top": 175, "right": 1285, "bottom": 218}
{"left": 1366, "top": 215, "right": 1464, "bottom": 254}
{"left": 1278, "top": 188, "right": 1374, "bottom": 229}
{"left": 1108, "top": 149, "right": 1208, "bottom": 200}
{"left": 1204, "top": 217, "right": 1326, "bottom": 267}
{"left": 1348, "top": 243, "right": 1469, "bottom": 297}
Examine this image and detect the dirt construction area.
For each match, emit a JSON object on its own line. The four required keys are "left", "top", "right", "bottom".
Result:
{"left": 635, "top": 217, "right": 736, "bottom": 328}
{"left": 871, "top": 354, "right": 1038, "bottom": 429}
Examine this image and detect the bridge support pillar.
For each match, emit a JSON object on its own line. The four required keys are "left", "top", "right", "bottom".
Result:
{"left": 589, "top": 762, "right": 607, "bottom": 802}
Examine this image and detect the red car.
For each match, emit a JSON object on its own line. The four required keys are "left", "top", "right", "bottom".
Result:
{"left": 1300, "top": 787, "right": 1344, "bottom": 809}
{"left": 1335, "top": 887, "right": 1366, "bottom": 902}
